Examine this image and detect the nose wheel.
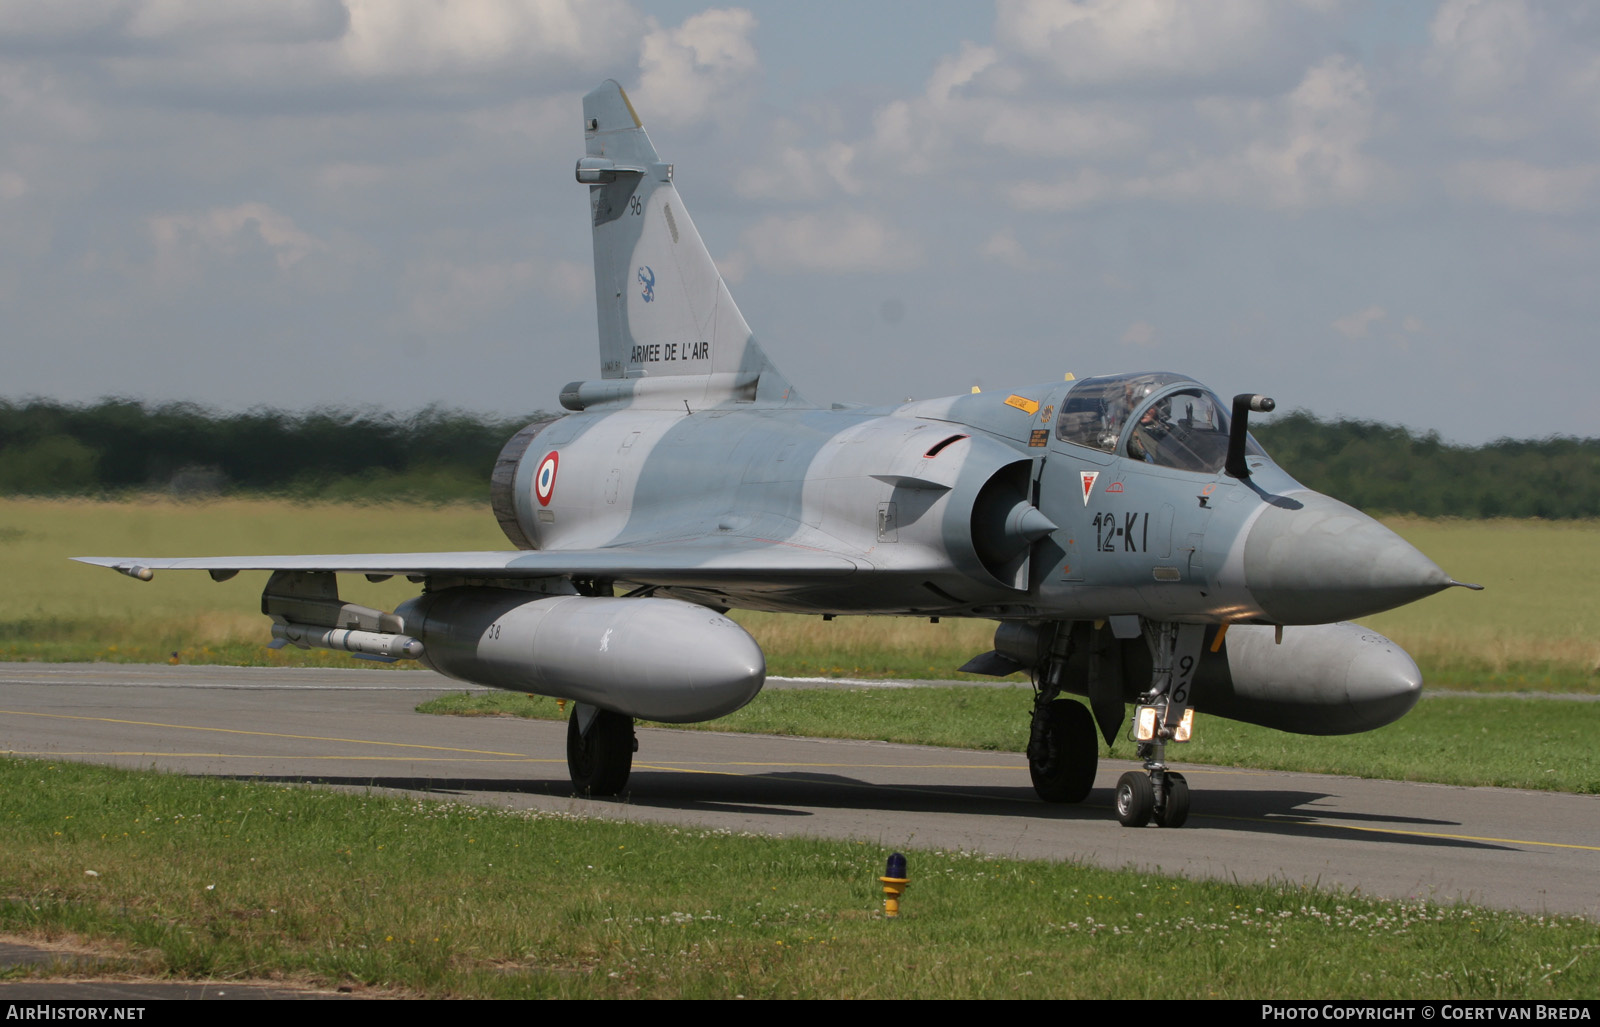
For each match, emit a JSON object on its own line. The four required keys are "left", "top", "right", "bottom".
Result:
{"left": 1116, "top": 768, "right": 1189, "bottom": 828}
{"left": 1114, "top": 771, "right": 1153, "bottom": 826}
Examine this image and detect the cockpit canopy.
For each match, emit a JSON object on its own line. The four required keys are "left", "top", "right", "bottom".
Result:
{"left": 1056, "top": 372, "right": 1264, "bottom": 474}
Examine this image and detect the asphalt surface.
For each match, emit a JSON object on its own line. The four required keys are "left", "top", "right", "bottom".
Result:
{"left": 2, "top": 662, "right": 1596, "bottom": 936}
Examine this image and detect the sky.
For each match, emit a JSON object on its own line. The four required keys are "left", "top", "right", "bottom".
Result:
{"left": 1, "top": 0, "right": 1596, "bottom": 444}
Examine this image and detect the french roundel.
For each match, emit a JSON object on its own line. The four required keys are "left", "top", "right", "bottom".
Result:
{"left": 535, "top": 451, "right": 559, "bottom": 506}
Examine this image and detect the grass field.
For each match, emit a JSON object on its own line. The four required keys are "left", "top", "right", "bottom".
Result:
{"left": 0, "top": 497, "right": 507, "bottom": 667}
{"left": 4, "top": 757, "right": 1595, "bottom": 999}
{"left": 2, "top": 497, "right": 1594, "bottom": 691}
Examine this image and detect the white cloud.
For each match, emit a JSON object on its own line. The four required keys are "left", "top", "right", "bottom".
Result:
{"left": 314, "top": 161, "right": 389, "bottom": 194}
{"left": 404, "top": 257, "right": 537, "bottom": 332}
{"left": 1004, "top": 57, "right": 1379, "bottom": 211}
{"left": 0, "top": 1, "right": 130, "bottom": 37}
{"left": 1240, "top": 55, "right": 1377, "bottom": 207}
{"left": 9, "top": 0, "right": 639, "bottom": 102}
{"left": 980, "top": 229, "right": 1029, "bottom": 269}
{"left": 737, "top": 211, "right": 919, "bottom": 274}
{"left": 636, "top": 7, "right": 760, "bottom": 128}
{"left": 0, "top": 0, "right": 345, "bottom": 43}
{"left": 340, "top": 0, "right": 630, "bottom": 79}
{"left": 924, "top": 39, "right": 1001, "bottom": 104}
{"left": 467, "top": 94, "right": 575, "bottom": 146}
{"left": 146, "top": 202, "right": 326, "bottom": 285}
{"left": 1426, "top": 0, "right": 1538, "bottom": 103}
{"left": 1120, "top": 320, "right": 1157, "bottom": 347}
{"left": 0, "top": 63, "right": 101, "bottom": 144}
{"left": 736, "top": 139, "right": 861, "bottom": 201}
{"left": 1008, "top": 169, "right": 1116, "bottom": 212}
{"left": 128, "top": 0, "right": 347, "bottom": 44}
{"left": 1449, "top": 159, "right": 1600, "bottom": 215}
{"left": 859, "top": 43, "right": 999, "bottom": 176}
{"left": 404, "top": 254, "right": 590, "bottom": 335}
{"left": 790, "top": 37, "right": 1144, "bottom": 196}
{"left": 995, "top": 0, "right": 1332, "bottom": 86}
{"left": 1422, "top": 1, "right": 1600, "bottom": 146}
{"left": 1332, "top": 305, "right": 1385, "bottom": 340}
{"left": 713, "top": 250, "right": 747, "bottom": 285}
{"left": 978, "top": 103, "right": 1145, "bottom": 158}
{"left": 546, "top": 259, "right": 590, "bottom": 300}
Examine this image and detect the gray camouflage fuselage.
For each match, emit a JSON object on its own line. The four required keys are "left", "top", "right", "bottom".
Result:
{"left": 494, "top": 382, "right": 1447, "bottom": 629}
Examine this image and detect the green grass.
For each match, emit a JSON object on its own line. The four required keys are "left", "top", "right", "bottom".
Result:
{"left": 420, "top": 689, "right": 1600, "bottom": 795}
{"left": 3, "top": 757, "right": 1595, "bottom": 999}
{"left": 0, "top": 496, "right": 506, "bottom": 666}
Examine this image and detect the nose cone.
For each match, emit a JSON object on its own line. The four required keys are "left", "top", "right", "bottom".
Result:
{"left": 1244, "top": 492, "right": 1451, "bottom": 624}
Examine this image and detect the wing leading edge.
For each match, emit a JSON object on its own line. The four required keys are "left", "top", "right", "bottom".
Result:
{"left": 74, "top": 539, "right": 864, "bottom": 586}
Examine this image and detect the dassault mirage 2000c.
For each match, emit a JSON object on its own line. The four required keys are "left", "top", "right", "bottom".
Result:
{"left": 80, "top": 80, "right": 1479, "bottom": 828}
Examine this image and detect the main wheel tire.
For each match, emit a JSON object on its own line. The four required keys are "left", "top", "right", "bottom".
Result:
{"left": 1029, "top": 700, "right": 1099, "bottom": 803}
{"left": 1154, "top": 771, "right": 1190, "bottom": 828}
{"left": 567, "top": 709, "right": 634, "bottom": 796}
{"left": 1115, "top": 771, "right": 1154, "bottom": 827}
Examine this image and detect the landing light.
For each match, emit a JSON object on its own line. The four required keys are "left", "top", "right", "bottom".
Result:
{"left": 1133, "top": 706, "right": 1194, "bottom": 743}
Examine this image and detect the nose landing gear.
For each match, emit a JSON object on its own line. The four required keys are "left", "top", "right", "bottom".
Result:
{"left": 1117, "top": 768, "right": 1189, "bottom": 828}
{"left": 1117, "top": 621, "right": 1205, "bottom": 828}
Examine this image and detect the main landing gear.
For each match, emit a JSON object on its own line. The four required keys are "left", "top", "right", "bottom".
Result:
{"left": 566, "top": 704, "right": 636, "bottom": 796}
{"left": 1027, "top": 695, "right": 1098, "bottom": 803}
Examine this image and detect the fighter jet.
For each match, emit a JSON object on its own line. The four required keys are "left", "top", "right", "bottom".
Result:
{"left": 79, "top": 80, "right": 1478, "bottom": 828}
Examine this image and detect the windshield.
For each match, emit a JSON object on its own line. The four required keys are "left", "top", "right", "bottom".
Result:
{"left": 1057, "top": 373, "right": 1265, "bottom": 473}
{"left": 1055, "top": 373, "right": 1192, "bottom": 454}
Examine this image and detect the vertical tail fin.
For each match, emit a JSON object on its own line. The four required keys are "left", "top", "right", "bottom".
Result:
{"left": 578, "top": 80, "right": 803, "bottom": 406}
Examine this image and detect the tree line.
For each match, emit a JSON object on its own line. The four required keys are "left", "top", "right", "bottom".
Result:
{"left": 1251, "top": 411, "right": 1599, "bottom": 519}
{"left": 0, "top": 399, "right": 544, "bottom": 503}
{"left": 1, "top": 398, "right": 1596, "bottom": 517}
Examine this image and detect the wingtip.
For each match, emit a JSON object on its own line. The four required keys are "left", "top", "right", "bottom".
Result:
{"left": 72, "top": 558, "right": 154, "bottom": 581}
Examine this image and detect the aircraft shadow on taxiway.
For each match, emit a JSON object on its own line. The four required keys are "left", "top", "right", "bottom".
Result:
{"left": 215, "top": 770, "right": 1508, "bottom": 853}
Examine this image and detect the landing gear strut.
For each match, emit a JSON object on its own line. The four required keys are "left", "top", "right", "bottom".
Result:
{"left": 566, "top": 704, "right": 636, "bottom": 796}
{"left": 1119, "top": 621, "right": 1204, "bottom": 828}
